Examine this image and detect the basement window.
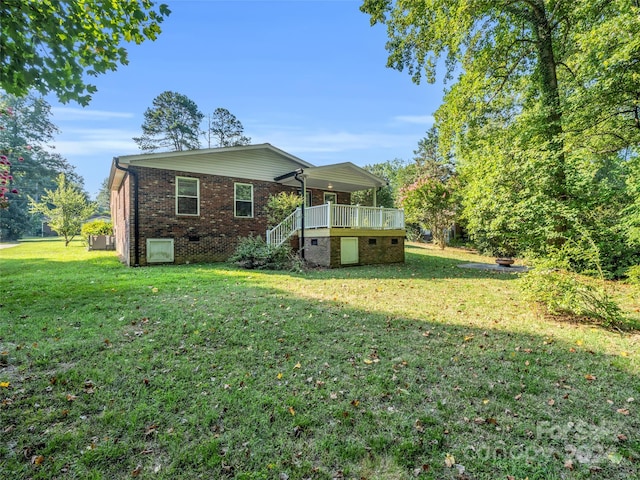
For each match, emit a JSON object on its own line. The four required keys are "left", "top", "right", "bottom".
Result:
{"left": 368, "top": 238, "right": 377, "bottom": 245}
{"left": 391, "top": 238, "right": 399, "bottom": 245}
{"left": 147, "top": 239, "right": 175, "bottom": 263}
{"left": 311, "top": 239, "right": 318, "bottom": 246}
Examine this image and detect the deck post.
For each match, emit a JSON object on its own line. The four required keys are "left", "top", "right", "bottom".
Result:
{"left": 326, "top": 202, "right": 332, "bottom": 228}
{"left": 379, "top": 206, "right": 384, "bottom": 228}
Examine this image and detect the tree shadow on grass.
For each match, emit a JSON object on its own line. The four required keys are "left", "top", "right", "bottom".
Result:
{"left": 1, "top": 264, "right": 638, "bottom": 480}
{"left": 294, "top": 244, "right": 522, "bottom": 282}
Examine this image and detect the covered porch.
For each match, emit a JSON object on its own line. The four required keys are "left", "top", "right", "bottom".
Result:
{"left": 269, "top": 163, "right": 406, "bottom": 267}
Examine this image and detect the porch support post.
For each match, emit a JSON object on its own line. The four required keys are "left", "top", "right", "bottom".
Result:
{"left": 372, "top": 187, "right": 377, "bottom": 207}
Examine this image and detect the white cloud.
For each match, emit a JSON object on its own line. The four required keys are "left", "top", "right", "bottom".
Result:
{"left": 51, "top": 107, "right": 136, "bottom": 121}
{"left": 254, "top": 128, "right": 417, "bottom": 155}
{"left": 53, "top": 128, "right": 138, "bottom": 156}
{"left": 393, "top": 114, "right": 435, "bottom": 125}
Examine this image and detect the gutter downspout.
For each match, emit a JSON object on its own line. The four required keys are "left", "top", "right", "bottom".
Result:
{"left": 114, "top": 158, "right": 140, "bottom": 267}
{"left": 294, "top": 169, "right": 305, "bottom": 260}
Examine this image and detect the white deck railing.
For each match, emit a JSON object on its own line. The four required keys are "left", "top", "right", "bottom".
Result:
{"left": 266, "top": 203, "right": 404, "bottom": 246}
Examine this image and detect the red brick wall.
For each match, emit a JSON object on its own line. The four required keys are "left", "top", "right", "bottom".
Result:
{"left": 130, "top": 166, "right": 298, "bottom": 265}
{"left": 308, "top": 189, "right": 350, "bottom": 206}
{"left": 111, "top": 174, "right": 132, "bottom": 265}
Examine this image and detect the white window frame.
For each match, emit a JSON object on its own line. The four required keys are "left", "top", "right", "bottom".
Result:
{"left": 176, "top": 176, "right": 200, "bottom": 216}
{"left": 305, "top": 190, "right": 312, "bottom": 207}
{"left": 234, "top": 182, "right": 254, "bottom": 218}
{"left": 324, "top": 192, "right": 337, "bottom": 204}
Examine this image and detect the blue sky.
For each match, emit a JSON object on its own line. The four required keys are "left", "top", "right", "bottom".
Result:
{"left": 46, "top": 0, "right": 445, "bottom": 198}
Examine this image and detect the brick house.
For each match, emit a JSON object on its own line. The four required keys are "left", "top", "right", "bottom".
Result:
{"left": 109, "top": 144, "right": 405, "bottom": 267}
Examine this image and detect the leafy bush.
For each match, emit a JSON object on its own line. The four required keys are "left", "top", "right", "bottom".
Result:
{"left": 519, "top": 257, "right": 624, "bottom": 327}
{"left": 265, "top": 192, "right": 301, "bottom": 228}
{"left": 81, "top": 219, "right": 113, "bottom": 243}
{"left": 626, "top": 265, "right": 640, "bottom": 285}
{"left": 229, "top": 235, "right": 302, "bottom": 271}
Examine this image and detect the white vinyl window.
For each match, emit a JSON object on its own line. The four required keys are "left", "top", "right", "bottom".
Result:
{"left": 234, "top": 183, "right": 253, "bottom": 218}
{"left": 324, "top": 192, "right": 337, "bottom": 204}
{"left": 305, "top": 190, "right": 312, "bottom": 207}
{"left": 176, "top": 177, "right": 200, "bottom": 216}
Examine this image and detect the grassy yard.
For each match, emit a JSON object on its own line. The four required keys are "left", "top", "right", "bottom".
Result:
{"left": 1, "top": 239, "right": 638, "bottom": 479}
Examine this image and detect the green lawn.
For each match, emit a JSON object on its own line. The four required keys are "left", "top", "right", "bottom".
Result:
{"left": 1, "top": 239, "right": 638, "bottom": 479}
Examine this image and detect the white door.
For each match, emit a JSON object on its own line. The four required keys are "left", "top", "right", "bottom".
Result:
{"left": 340, "top": 237, "right": 358, "bottom": 265}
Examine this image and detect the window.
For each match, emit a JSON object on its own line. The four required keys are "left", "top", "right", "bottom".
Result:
{"left": 234, "top": 183, "right": 253, "bottom": 218}
{"left": 324, "top": 192, "right": 337, "bottom": 204}
{"left": 176, "top": 177, "right": 199, "bottom": 216}
{"left": 146, "top": 239, "right": 174, "bottom": 263}
{"left": 305, "top": 190, "right": 312, "bottom": 207}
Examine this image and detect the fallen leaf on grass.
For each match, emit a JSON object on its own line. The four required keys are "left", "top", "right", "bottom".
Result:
{"left": 131, "top": 465, "right": 142, "bottom": 477}
{"left": 548, "top": 398, "right": 555, "bottom": 406}
{"left": 0, "top": 381, "right": 9, "bottom": 388}
{"left": 31, "top": 455, "right": 45, "bottom": 466}
{"left": 584, "top": 374, "right": 596, "bottom": 381}
{"left": 288, "top": 406, "right": 296, "bottom": 416}
{"left": 617, "top": 434, "right": 628, "bottom": 441}
{"left": 293, "top": 362, "right": 301, "bottom": 369}
{"left": 564, "top": 459, "right": 574, "bottom": 470}
{"left": 616, "top": 408, "right": 630, "bottom": 415}
{"left": 444, "top": 453, "right": 455, "bottom": 468}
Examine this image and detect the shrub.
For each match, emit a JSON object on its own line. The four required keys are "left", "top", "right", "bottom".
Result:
{"left": 81, "top": 219, "right": 113, "bottom": 243}
{"left": 626, "top": 265, "right": 640, "bottom": 285}
{"left": 229, "top": 235, "right": 302, "bottom": 271}
{"left": 265, "top": 192, "right": 302, "bottom": 228}
{"left": 518, "top": 257, "right": 624, "bottom": 327}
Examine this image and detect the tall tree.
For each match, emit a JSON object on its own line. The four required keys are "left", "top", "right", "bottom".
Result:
{"left": 361, "top": 0, "right": 640, "bottom": 272}
{"left": 0, "top": 93, "right": 81, "bottom": 238}
{"left": 95, "top": 177, "right": 111, "bottom": 215}
{"left": 133, "top": 91, "right": 204, "bottom": 152}
{"left": 29, "top": 174, "right": 96, "bottom": 246}
{"left": 351, "top": 158, "right": 409, "bottom": 207}
{"left": 205, "top": 108, "right": 251, "bottom": 148}
{"left": 1, "top": 1, "right": 170, "bottom": 105}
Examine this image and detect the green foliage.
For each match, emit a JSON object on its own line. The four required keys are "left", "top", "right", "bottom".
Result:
{"left": 229, "top": 235, "right": 301, "bottom": 271}
{"left": 350, "top": 159, "right": 408, "bottom": 207}
{"left": 0, "top": 93, "right": 83, "bottom": 235}
{"left": 1, "top": 1, "right": 170, "bottom": 105}
{"left": 265, "top": 192, "right": 301, "bottom": 228}
{"left": 399, "top": 176, "right": 458, "bottom": 249}
{"left": 362, "top": 0, "right": 640, "bottom": 277}
{"left": 29, "top": 174, "right": 96, "bottom": 246}
{"left": 205, "top": 107, "right": 251, "bottom": 148}
{"left": 95, "top": 177, "right": 111, "bottom": 214}
{"left": 519, "top": 257, "right": 625, "bottom": 328}
{"left": 81, "top": 219, "right": 113, "bottom": 243}
{"left": 133, "top": 91, "right": 204, "bottom": 152}
{"left": 626, "top": 265, "right": 640, "bottom": 285}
